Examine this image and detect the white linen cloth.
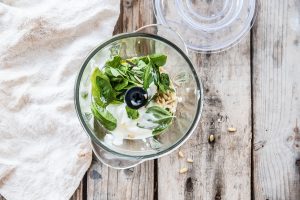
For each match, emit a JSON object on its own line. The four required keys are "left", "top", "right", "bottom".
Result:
{"left": 0, "top": 0, "right": 120, "bottom": 199}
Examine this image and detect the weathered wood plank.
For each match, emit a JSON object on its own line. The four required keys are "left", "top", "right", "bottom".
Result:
{"left": 70, "top": 181, "right": 83, "bottom": 200}
{"left": 252, "top": 0, "right": 300, "bottom": 199}
{"left": 113, "top": 0, "right": 155, "bottom": 34}
{"left": 87, "top": 158, "right": 154, "bottom": 200}
{"left": 157, "top": 30, "right": 252, "bottom": 200}
{"left": 87, "top": 0, "right": 155, "bottom": 200}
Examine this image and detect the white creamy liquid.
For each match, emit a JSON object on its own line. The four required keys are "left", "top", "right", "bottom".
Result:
{"left": 147, "top": 82, "right": 157, "bottom": 97}
{"left": 101, "top": 83, "right": 159, "bottom": 145}
{"left": 101, "top": 82, "right": 177, "bottom": 145}
{"left": 106, "top": 103, "right": 157, "bottom": 141}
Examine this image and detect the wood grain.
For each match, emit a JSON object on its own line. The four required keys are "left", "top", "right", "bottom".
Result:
{"left": 87, "top": 158, "right": 154, "bottom": 200}
{"left": 70, "top": 181, "right": 83, "bottom": 200}
{"left": 252, "top": 0, "right": 300, "bottom": 199}
{"left": 157, "top": 23, "right": 252, "bottom": 200}
{"left": 87, "top": 0, "right": 156, "bottom": 200}
{"left": 113, "top": 0, "right": 156, "bottom": 34}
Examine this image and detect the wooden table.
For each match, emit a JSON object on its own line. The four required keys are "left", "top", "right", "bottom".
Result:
{"left": 2, "top": 0, "right": 299, "bottom": 199}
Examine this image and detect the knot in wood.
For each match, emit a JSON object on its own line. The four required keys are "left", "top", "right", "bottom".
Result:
{"left": 124, "top": 167, "right": 134, "bottom": 175}
{"left": 124, "top": 0, "right": 133, "bottom": 7}
{"left": 296, "top": 159, "right": 300, "bottom": 167}
{"left": 185, "top": 177, "right": 194, "bottom": 192}
{"left": 90, "top": 170, "right": 102, "bottom": 180}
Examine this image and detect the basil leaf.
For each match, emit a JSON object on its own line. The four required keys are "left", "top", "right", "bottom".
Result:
{"left": 153, "top": 124, "right": 170, "bottom": 135}
{"left": 110, "top": 68, "right": 122, "bottom": 77}
{"left": 91, "top": 103, "right": 117, "bottom": 131}
{"left": 120, "top": 60, "right": 133, "bottom": 68}
{"left": 149, "top": 54, "right": 167, "bottom": 66}
{"left": 129, "top": 60, "right": 147, "bottom": 80}
{"left": 105, "top": 55, "right": 121, "bottom": 68}
{"left": 125, "top": 106, "right": 139, "bottom": 120}
{"left": 91, "top": 68, "right": 105, "bottom": 106}
{"left": 123, "top": 84, "right": 134, "bottom": 90}
{"left": 104, "top": 67, "right": 113, "bottom": 77}
{"left": 137, "top": 60, "right": 147, "bottom": 70}
{"left": 111, "top": 100, "right": 123, "bottom": 105}
{"left": 119, "top": 65, "right": 128, "bottom": 74}
{"left": 116, "top": 91, "right": 125, "bottom": 102}
{"left": 110, "top": 77, "right": 123, "bottom": 82}
{"left": 96, "top": 77, "right": 115, "bottom": 105}
{"left": 151, "top": 115, "right": 174, "bottom": 124}
{"left": 145, "top": 106, "right": 174, "bottom": 135}
{"left": 146, "top": 106, "right": 172, "bottom": 118}
{"left": 114, "top": 79, "right": 128, "bottom": 91}
{"left": 127, "top": 56, "right": 149, "bottom": 65}
{"left": 143, "top": 62, "right": 154, "bottom": 89}
{"left": 160, "top": 73, "right": 170, "bottom": 88}
{"left": 158, "top": 73, "right": 174, "bottom": 93}
{"left": 91, "top": 68, "right": 115, "bottom": 107}
{"left": 152, "top": 66, "right": 160, "bottom": 85}
{"left": 105, "top": 67, "right": 126, "bottom": 78}
{"left": 127, "top": 73, "right": 143, "bottom": 86}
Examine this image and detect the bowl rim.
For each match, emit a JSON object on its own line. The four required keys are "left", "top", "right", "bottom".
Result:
{"left": 74, "top": 32, "right": 204, "bottom": 159}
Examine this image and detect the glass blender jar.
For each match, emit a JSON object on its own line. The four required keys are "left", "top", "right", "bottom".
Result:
{"left": 75, "top": 25, "right": 203, "bottom": 169}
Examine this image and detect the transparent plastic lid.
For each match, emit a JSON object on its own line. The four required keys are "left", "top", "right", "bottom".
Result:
{"left": 153, "top": 0, "right": 257, "bottom": 52}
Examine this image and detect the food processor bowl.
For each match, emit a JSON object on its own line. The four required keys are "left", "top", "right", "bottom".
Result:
{"left": 75, "top": 28, "right": 203, "bottom": 169}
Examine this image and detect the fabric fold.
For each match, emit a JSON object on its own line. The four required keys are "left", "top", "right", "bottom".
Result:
{"left": 0, "top": 0, "right": 120, "bottom": 199}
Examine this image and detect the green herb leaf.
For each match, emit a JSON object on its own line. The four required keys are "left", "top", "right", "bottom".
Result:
{"left": 127, "top": 73, "right": 143, "bottom": 86}
{"left": 143, "top": 62, "right": 154, "bottom": 89}
{"left": 125, "top": 106, "right": 139, "bottom": 120}
{"left": 127, "top": 56, "right": 149, "bottom": 65}
{"left": 111, "top": 100, "right": 123, "bottom": 105}
{"left": 123, "top": 84, "right": 134, "bottom": 90}
{"left": 114, "top": 79, "right": 128, "bottom": 91}
{"left": 146, "top": 106, "right": 172, "bottom": 119}
{"left": 153, "top": 124, "right": 170, "bottom": 135}
{"left": 116, "top": 91, "right": 125, "bottom": 102}
{"left": 160, "top": 73, "right": 170, "bottom": 88}
{"left": 96, "top": 77, "right": 115, "bottom": 105}
{"left": 152, "top": 66, "right": 160, "bottom": 86}
{"left": 110, "top": 68, "right": 122, "bottom": 77}
{"left": 91, "top": 103, "right": 117, "bottom": 131}
{"left": 91, "top": 68, "right": 105, "bottom": 106}
{"left": 119, "top": 65, "right": 128, "bottom": 75}
{"left": 149, "top": 54, "right": 167, "bottom": 66}
{"left": 104, "top": 67, "right": 113, "bottom": 77}
{"left": 110, "top": 77, "right": 123, "bottom": 82}
{"left": 158, "top": 73, "right": 174, "bottom": 93}
{"left": 105, "top": 67, "right": 126, "bottom": 78}
{"left": 105, "top": 55, "right": 121, "bottom": 68}
{"left": 137, "top": 60, "right": 147, "bottom": 70}
{"left": 91, "top": 68, "right": 115, "bottom": 107}
{"left": 145, "top": 106, "right": 174, "bottom": 135}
